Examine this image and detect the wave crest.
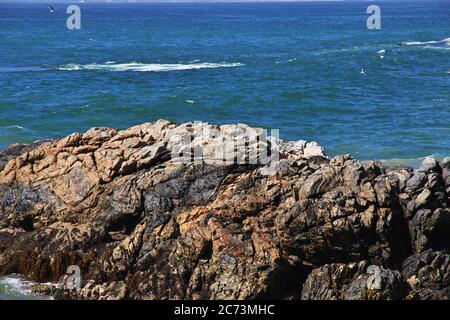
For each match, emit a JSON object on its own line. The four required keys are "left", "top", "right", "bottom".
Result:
{"left": 57, "top": 62, "right": 244, "bottom": 72}
{"left": 400, "top": 37, "right": 450, "bottom": 47}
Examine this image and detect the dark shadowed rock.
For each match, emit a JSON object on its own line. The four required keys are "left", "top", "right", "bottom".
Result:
{"left": 397, "top": 158, "right": 450, "bottom": 255}
{"left": 301, "top": 261, "right": 406, "bottom": 300}
{"left": 402, "top": 250, "right": 450, "bottom": 300}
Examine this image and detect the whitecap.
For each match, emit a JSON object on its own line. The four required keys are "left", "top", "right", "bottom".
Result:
{"left": 400, "top": 37, "right": 450, "bottom": 47}
{"left": 0, "top": 275, "right": 53, "bottom": 300}
{"left": 57, "top": 62, "right": 245, "bottom": 72}
{"left": 58, "top": 63, "right": 81, "bottom": 71}
{"left": 186, "top": 100, "right": 195, "bottom": 104}
{"left": 5, "top": 125, "right": 25, "bottom": 130}
{"left": 0, "top": 276, "right": 31, "bottom": 296}
{"left": 377, "top": 49, "right": 386, "bottom": 54}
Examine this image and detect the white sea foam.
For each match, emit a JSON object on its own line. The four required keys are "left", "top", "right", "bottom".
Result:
{"left": 400, "top": 37, "right": 450, "bottom": 47}
{"left": 377, "top": 49, "right": 385, "bottom": 59}
{"left": 0, "top": 276, "right": 29, "bottom": 297}
{"left": 6, "top": 125, "right": 25, "bottom": 130}
{"left": 0, "top": 275, "right": 54, "bottom": 300}
{"left": 58, "top": 62, "right": 245, "bottom": 72}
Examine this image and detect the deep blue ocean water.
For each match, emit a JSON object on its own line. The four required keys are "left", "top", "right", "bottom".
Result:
{"left": 0, "top": 1, "right": 449, "bottom": 161}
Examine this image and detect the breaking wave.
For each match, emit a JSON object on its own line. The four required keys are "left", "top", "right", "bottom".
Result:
{"left": 57, "top": 62, "right": 245, "bottom": 72}
{"left": 0, "top": 275, "right": 53, "bottom": 300}
{"left": 4, "top": 125, "right": 25, "bottom": 130}
{"left": 399, "top": 37, "right": 450, "bottom": 47}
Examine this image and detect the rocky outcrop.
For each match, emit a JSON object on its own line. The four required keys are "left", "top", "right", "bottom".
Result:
{"left": 402, "top": 250, "right": 450, "bottom": 300}
{"left": 301, "top": 262, "right": 406, "bottom": 300}
{"left": 0, "top": 120, "right": 448, "bottom": 300}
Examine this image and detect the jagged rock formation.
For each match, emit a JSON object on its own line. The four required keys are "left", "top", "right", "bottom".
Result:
{"left": 0, "top": 120, "right": 448, "bottom": 300}
{"left": 301, "top": 262, "right": 407, "bottom": 300}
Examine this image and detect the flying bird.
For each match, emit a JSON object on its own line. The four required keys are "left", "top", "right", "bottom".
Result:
{"left": 361, "top": 68, "right": 367, "bottom": 75}
{"left": 48, "top": 5, "right": 55, "bottom": 13}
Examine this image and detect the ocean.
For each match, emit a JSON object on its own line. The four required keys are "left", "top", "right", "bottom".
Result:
{"left": 0, "top": 0, "right": 449, "bottom": 300}
{"left": 0, "top": 275, "right": 52, "bottom": 300}
{"left": 0, "top": 1, "right": 449, "bottom": 161}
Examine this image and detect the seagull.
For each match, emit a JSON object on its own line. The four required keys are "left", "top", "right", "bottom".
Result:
{"left": 48, "top": 5, "right": 55, "bottom": 13}
{"left": 361, "top": 68, "right": 367, "bottom": 75}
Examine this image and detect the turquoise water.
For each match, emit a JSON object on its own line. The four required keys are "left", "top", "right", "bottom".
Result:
{"left": 0, "top": 1, "right": 449, "bottom": 160}
{"left": 0, "top": 276, "right": 51, "bottom": 300}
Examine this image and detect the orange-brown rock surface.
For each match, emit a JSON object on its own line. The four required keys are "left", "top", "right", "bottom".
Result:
{"left": 0, "top": 120, "right": 449, "bottom": 300}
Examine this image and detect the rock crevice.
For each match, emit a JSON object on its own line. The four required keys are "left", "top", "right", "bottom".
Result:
{"left": 0, "top": 120, "right": 448, "bottom": 300}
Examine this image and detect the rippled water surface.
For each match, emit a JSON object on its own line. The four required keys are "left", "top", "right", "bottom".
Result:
{"left": 0, "top": 1, "right": 449, "bottom": 160}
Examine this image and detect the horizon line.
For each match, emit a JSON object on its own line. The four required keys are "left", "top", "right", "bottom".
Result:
{"left": 0, "top": 0, "right": 430, "bottom": 3}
